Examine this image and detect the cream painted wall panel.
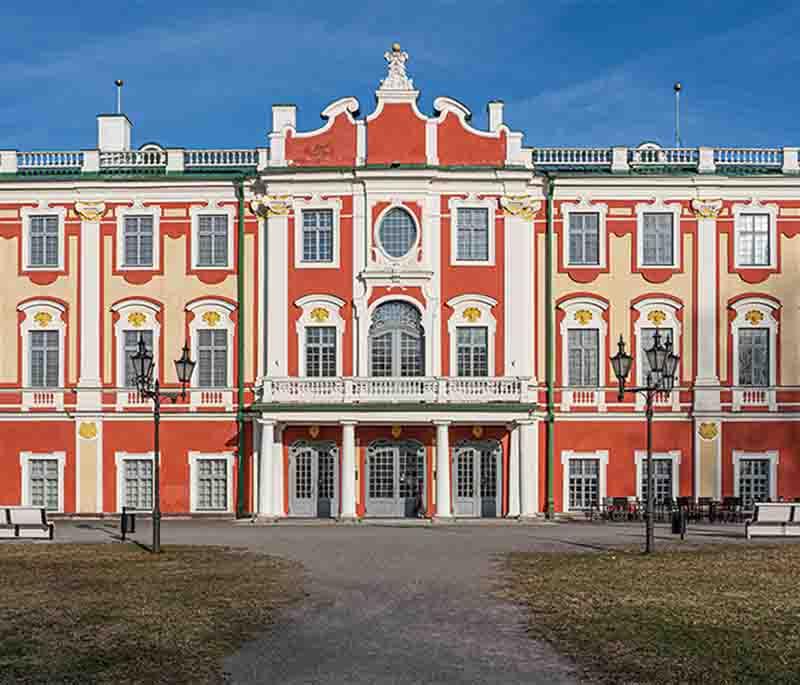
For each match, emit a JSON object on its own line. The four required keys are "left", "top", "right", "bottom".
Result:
{"left": 536, "top": 232, "right": 546, "bottom": 379}
{"left": 78, "top": 439, "right": 98, "bottom": 512}
{"left": 699, "top": 439, "right": 716, "bottom": 498}
{"left": 244, "top": 233, "right": 255, "bottom": 380}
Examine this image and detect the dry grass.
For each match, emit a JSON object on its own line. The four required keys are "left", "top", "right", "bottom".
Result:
{"left": 0, "top": 544, "right": 304, "bottom": 685}
{"left": 500, "top": 544, "right": 800, "bottom": 684}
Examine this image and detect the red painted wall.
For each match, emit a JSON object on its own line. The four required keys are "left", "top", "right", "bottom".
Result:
{"left": 285, "top": 115, "right": 357, "bottom": 167}
{"left": 367, "top": 104, "right": 426, "bottom": 165}
{"left": 437, "top": 114, "right": 505, "bottom": 166}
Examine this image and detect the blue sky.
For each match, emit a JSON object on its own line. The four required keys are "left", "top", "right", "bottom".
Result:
{"left": 2, "top": 1, "right": 798, "bottom": 151}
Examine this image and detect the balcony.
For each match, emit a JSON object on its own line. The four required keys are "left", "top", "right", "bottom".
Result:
{"left": 259, "top": 377, "right": 535, "bottom": 405}
{"left": 732, "top": 387, "right": 777, "bottom": 412}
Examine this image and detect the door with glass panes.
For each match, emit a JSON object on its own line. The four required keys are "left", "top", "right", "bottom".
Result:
{"left": 452, "top": 441, "right": 502, "bottom": 517}
{"left": 289, "top": 441, "right": 338, "bottom": 518}
{"left": 366, "top": 440, "right": 426, "bottom": 517}
{"left": 368, "top": 302, "right": 424, "bottom": 377}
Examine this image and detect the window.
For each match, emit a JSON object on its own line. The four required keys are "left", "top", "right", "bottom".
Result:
{"left": 197, "top": 330, "right": 228, "bottom": 387}
{"left": 123, "top": 330, "right": 154, "bottom": 387}
{"left": 378, "top": 208, "right": 417, "bottom": 258}
{"left": 123, "top": 216, "right": 154, "bottom": 267}
{"left": 738, "top": 459, "right": 770, "bottom": 507}
{"left": 29, "top": 459, "right": 59, "bottom": 510}
{"left": 197, "top": 215, "right": 228, "bottom": 267}
{"left": 305, "top": 327, "right": 337, "bottom": 377}
{"left": 455, "top": 208, "right": 489, "bottom": 261}
{"left": 568, "top": 459, "right": 599, "bottom": 510}
{"left": 639, "top": 327, "right": 674, "bottom": 382}
{"left": 456, "top": 327, "right": 488, "bottom": 376}
{"left": 30, "top": 330, "right": 59, "bottom": 388}
{"left": 369, "top": 301, "right": 424, "bottom": 377}
{"left": 302, "top": 209, "right": 334, "bottom": 263}
{"left": 642, "top": 213, "right": 674, "bottom": 265}
{"left": 568, "top": 213, "right": 600, "bottom": 265}
{"left": 124, "top": 459, "right": 153, "bottom": 510}
{"left": 567, "top": 329, "right": 599, "bottom": 386}
{"left": 736, "top": 214, "right": 770, "bottom": 267}
{"left": 738, "top": 329, "right": 769, "bottom": 386}
{"left": 640, "top": 459, "right": 673, "bottom": 503}
{"left": 28, "top": 216, "right": 59, "bottom": 268}
{"left": 196, "top": 459, "right": 228, "bottom": 510}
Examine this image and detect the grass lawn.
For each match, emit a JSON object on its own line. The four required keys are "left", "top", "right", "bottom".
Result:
{"left": 0, "top": 544, "right": 303, "bottom": 685}
{"left": 501, "top": 544, "right": 800, "bottom": 684}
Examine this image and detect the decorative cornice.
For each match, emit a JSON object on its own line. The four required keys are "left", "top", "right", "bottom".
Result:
{"left": 691, "top": 199, "right": 722, "bottom": 219}
{"left": 74, "top": 201, "right": 107, "bottom": 222}
{"left": 500, "top": 195, "right": 540, "bottom": 220}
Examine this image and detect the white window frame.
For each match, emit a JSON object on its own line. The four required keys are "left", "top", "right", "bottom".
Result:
{"left": 635, "top": 199, "right": 682, "bottom": 269}
{"left": 446, "top": 294, "right": 497, "bottom": 376}
{"left": 21, "top": 204, "right": 67, "bottom": 271}
{"left": 295, "top": 294, "right": 346, "bottom": 377}
{"left": 187, "top": 298, "right": 235, "bottom": 409}
{"left": 188, "top": 451, "right": 235, "bottom": 513}
{"left": 448, "top": 196, "right": 496, "bottom": 266}
{"left": 561, "top": 450, "right": 608, "bottom": 513}
{"left": 558, "top": 297, "right": 608, "bottom": 410}
{"left": 116, "top": 201, "right": 161, "bottom": 271}
{"left": 733, "top": 450, "right": 778, "bottom": 502}
{"left": 111, "top": 299, "right": 162, "bottom": 408}
{"left": 190, "top": 202, "right": 235, "bottom": 270}
{"left": 632, "top": 299, "right": 682, "bottom": 411}
{"left": 294, "top": 197, "right": 341, "bottom": 269}
{"left": 115, "top": 451, "right": 155, "bottom": 513}
{"left": 732, "top": 199, "right": 778, "bottom": 270}
{"left": 634, "top": 450, "right": 681, "bottom": 501}
{"left": 730, "top": 297, "right": 779, "bottom": 411}
{"left": 561, "top": 198, "right": 607, "bottom": 268}
{"left": 18, "top": 299, "right": 66, "bottom": 410}
{"left": 372, "top": 203, "right": 422, "bottom": 266}
{"left": 20, "top": 451, "right": 66, "bottom": 512}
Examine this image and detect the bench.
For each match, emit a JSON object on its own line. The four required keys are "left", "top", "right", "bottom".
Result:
{"left": 745, "top": 503, "right": 800, "bottom": 539}
{"left": 0, "top": 507, "right": 55, "bottom": 540}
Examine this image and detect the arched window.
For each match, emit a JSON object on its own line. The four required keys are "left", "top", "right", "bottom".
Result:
{"left": 378, "top": 207, "right": 417, "bottom": 258}
{"left": 369, "top": 301, "right": 424, "bottom": 377}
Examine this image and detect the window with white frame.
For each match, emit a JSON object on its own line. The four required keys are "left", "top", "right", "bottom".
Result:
{"left": 197, "top": 329, "right": 228, "bottom": 387}
{"left": 730, "top": 298, "right": 779, "bottom": 401}
{"left": 738, "top": 459, "right": 771, "bottom": 507}
{"left": 196, "top": 459, "right": 228, "bottom": 510}
{"left": 568, "top": 458, "right": 599, "bottom": 510}
{"left": 568, "top": 213, "right": 600, "bottom": 265}
{"left": 123, "top": 330, "right": 154, "bottom": 386}
{"left": 28, "top": 216, "right": 60, "bottom": 268}
{"left": 640, "top": 459, "right": 673, "bottom": 503}
{"left": 639, "top": 327, "right": 674, "bottom": 382}
{"left": 456, "top": 326, "right": 489, "bottom": 376}
{"left": 738, "top": 328, "right": 769, "bottom": 386}
{"left": 641, "top": 213, "right": 674, "bottom": 266}
{"left": 123, "top": 216, "right": 154, "bottom": 267}
{"left": 30, "top": 330, "right": 59, "bottom": 388}
{"left": 197, "top": 215, "right": 229, "bottom": 267}
{"left": 302, "top": 209, "right": 334, "bottom": 263}
{"left": 305, "top": 326, "right": 337, "bottom": 377}
{"left": 455, "top": 208, "right": 489, "bottom": 261}
{"left": 21, "top": 452, "right": 65, "bottom": 512}
{"left": 123, "top": 459, "right": 153, "bottom": 510}
{"left": 378, "top": 207, "right": 418, "bottom": 259}
{"left": 736, "top": 214, "right": 770, "bottom": 267}
{"left": 567, "top": 329, "right": 599, "bottom": 387}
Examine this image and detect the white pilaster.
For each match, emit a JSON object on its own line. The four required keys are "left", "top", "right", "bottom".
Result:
{"left": 507, "top": 423, "right": 520, "bottom": 517}
{"left": 272, "top": 424, "right": 285, "bottom": 517}
{"left": 693, "top": 205, "right": 721, "bottom": 412}
{"left": 266, "top": 214, "right": 289, "bottom": 377}
{"left": 435, "top": 421, "right": 452, "bottom": 518}
{"left": 258, "top": 420, "right": 274, "bottom": 516}
{"left": 78, "top": 214, "right": 102, "bottom": 411}
{"left": 340, "top": 421, "right": 357, "bottom": 518}
{"left": 504, "top": 213, "right": 535, "bottom": 377}
{"left": 519, "top": 419, "right": 539, "bottom": 518}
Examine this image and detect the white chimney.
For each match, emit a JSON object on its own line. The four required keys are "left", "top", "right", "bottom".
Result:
{"left": 272, "top": 104, "right": 297, "bottom": 133}
{"left": 487, "top": 100, "right": 504, "bottom": 132}
{"left": 97, "top": 114, "right": 132, "bottom": 151}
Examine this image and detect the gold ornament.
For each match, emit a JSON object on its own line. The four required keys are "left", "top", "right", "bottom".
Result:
{"left": 472, "top": 425, "right": 484, "bottom": 439}
{"left": 310, "top": 307, "right": 330, "bottom": 322}
{"left": 574, "top": 309, "right": 593, "bottom": 325}
{"left": 250, "top": 195, "right": 292, "bottom": 218}
{"left": 500, "top": 195, "right": 541, "bottom": 220}
{"left": 647, "top": 310, "right": 667, "bottom": 327}
{"left": 745, "top": 310, "right": 764, "bottom": 325}
{"left": 391, "top": 425, "right": 402, "bottom": 439}
{"left": 74, "top": 201, "right": 107, "bottom": 222}
{"left": 462, "top": 307, "right": 482, "bottom": 322}
{"left": 202, "top": 311, "right": 221, "bottom": 327}
{"left": 308, "top": 425, "right": 320, "bottom": 439}
{"left": 127, "top": 312, "right": 146, "bottom": 328}
{"left": 78, "top": 422, "right": 98, "bottom": 440}
{"left": 691, "top": 199, "right": 722, "bottom": 219}
{"left": 698, "top": 422, "right": 719, "bottom": 440}
{"left": 33, "top": 312, "right": 52, "bottom": 328}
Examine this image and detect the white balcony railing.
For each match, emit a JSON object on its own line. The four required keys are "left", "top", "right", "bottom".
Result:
{"left": 99, "top": 150, "right": 167, "bottom": 169}
{"left": 184, "top": 149, "right": 258, "bottom": 168}
{"left": 732, "top": 387, "right": 777, "bottom": 412}
{"left": 630, "top": 147, "right": 698, "bottom": 166}
{"left": 260, "top": 377, "right": 535, "bottom": 404}
{"left": 17, "top": 151, "right": 84, "bottom": 170}
{"left": 532, "top": 147, "right": 612, "bottom": 166}
{"left": 714, "top": 148, "right": 782, "bottom": 167}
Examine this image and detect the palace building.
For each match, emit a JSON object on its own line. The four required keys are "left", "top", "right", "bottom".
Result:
{"left": 1, "top": 45, "right": 798, "bottom": 519}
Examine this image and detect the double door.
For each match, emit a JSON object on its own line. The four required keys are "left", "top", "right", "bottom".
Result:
{"left": 366, "top": 440, "right": 426, "bottom": 517}
{"left": 453, "top": 441, "right": 502, "bottom": 517}
{"left": 289, "top": 442, "right": 338, "bottom": 518}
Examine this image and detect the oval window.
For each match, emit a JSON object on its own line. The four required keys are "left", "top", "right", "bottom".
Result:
{"left": 378, "top": 207, "right": 417, "bottom": 258}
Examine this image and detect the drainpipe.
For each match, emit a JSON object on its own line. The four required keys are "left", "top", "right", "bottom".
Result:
{"left": 235, "top": 179, "right": 246, "bottom": 518}
{"left": 544, "top": 174, "right": 556, "bottom": 519}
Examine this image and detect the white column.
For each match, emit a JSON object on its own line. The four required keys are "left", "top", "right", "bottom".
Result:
{"left": 504, "top": 212, "right": 535, "bottom": 378}
{"left": 519, "top": 419, "right": 539, "bottom": 518}
{"left": 435, "top": 421, "right": 452, "bottom": 518}
{"left": 693, "top": 206, "right": 721, "bottom": 412}
{"left": 272, "top": 424, "right": 284, "bottom": 517}
{"left": 507, "top": 423, "right": 520, "bottom": 517}
{"left": 77, "top": 214, "right": 102, "bottom": 411}
{"left": 258, "top": 420, "right": 274, "bottom": 516}
{"left": 340, "top": 421, "right": 357, "bottom": 518}
{"left": 266, "top": 213, "right": 289, "bottom": 377}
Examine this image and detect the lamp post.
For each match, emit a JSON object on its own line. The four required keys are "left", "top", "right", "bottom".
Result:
{"left": 610, "top": 330, "right": 679, "bottom": 554}
{"left": 131, "top": 339, "right": 196, "bottom": 553}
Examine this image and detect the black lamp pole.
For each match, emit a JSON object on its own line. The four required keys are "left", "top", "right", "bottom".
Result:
{"left": 610, "top": 330, "right": 679, "bottom": 554}
{"left": 131, "top": 340, "right": 196, "bottom": 554}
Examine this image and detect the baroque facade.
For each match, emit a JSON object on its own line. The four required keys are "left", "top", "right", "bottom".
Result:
{"left": 1, "top": 45, "right": 799, "bottom": 518}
